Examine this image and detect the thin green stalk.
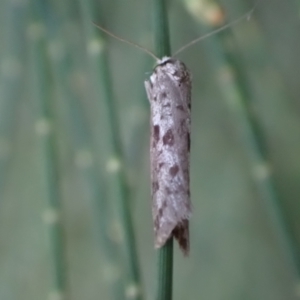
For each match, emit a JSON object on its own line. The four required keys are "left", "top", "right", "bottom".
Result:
{"left": 157, "top": 239, "right": 174, "bottom": 300}
{"left": 78, "top": 1, "right": 143, "bottom": 299}
{"left": 28, "top": 5, "right": 67, "bottom": 300}
{"left": 153, "top": 0, "right": 171, "bottom": 57}
{"left": 152, "top": 0, "right": 173, "bottom": 299}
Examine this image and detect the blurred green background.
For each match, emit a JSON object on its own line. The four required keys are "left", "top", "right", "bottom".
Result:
{"left": 1, "top": 0, "right": 300, "bottom": 299}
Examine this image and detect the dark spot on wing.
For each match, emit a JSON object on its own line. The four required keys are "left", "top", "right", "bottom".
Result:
{"left": 159, "top": 162, "right": 165, "bottom": 169}
{"left": 162, "top": 129, "right": 174, "bottom": 146}
{"left": 169, "top": 165, "right": 179, "bottom": 177}
{"left": 152, "top": 181, "right": 159, "bottom": 194}
{"left": 153, "top": 125, "right": 160, "bottom": 145}
{"left": 161, "top": 91, "right": 167, "bottom": 99}
{"left": 176, "top": 105, "right": 184, "bottom": 111}
{"left": 172, "top": 220, "right": 189, "bottom": 255}
{"left": 165, "top": 187, "right": 172, "bottom": 195}
{"left": 187, "top": 133, "right": 190, "bottom": 152}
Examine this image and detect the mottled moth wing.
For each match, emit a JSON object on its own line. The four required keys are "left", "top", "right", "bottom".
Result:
{"left": 144, "top": 58, "right": 192, "bottom": 255}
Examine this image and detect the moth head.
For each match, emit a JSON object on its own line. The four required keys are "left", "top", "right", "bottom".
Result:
{"left": 155, "top": 57, "right": 188, "bottom": 72}
{"left": 157, "top": 56, "right": 172, "bottom": 64}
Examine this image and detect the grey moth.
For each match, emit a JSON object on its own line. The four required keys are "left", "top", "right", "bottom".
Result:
{"left": 94, "top": 4, "right": 256, "bottom": 255}
{"left": 145, "top": 57, "right": 192, "bottom": 255}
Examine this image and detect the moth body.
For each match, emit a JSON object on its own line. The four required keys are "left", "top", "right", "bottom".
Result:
{"left": 145, "top": 57, "right": 192, "bottom": 255}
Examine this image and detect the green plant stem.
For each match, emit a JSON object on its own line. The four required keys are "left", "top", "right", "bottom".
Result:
{"left": 153, "top": 0, "right": 171, "bottom": 58}
{"left": 152, "top": 0, "right": 173, "bottom": 300}
{"left": 29, "top": 5, "right": 67, "bottom": 299}
{"left": 78, "top": 1, "right": 143, "bottom": 299}
{"left": 157, "top": 239, "right": 174, "bottom": 300}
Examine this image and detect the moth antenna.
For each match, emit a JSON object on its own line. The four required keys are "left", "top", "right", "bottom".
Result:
{"left": 92, "top": 22, "right": 159, "bottom": 61}
{"left": 173, "top": 1, "right": 260, "bottom": 57}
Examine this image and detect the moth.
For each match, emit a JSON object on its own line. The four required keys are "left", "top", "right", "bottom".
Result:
{"left": 145, "top": 57, "right": 192, "bottom": 254}
{"left": 94, "top": 4, "right": 256, "bottom": 255}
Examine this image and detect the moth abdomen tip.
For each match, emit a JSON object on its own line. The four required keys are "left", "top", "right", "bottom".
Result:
{"left": 172, "top": 220, "right": 189, "bottom": 255}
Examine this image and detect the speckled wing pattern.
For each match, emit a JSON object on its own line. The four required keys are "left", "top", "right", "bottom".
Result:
{"left": 144, "top": 57, "right": 192, "bottom": 255}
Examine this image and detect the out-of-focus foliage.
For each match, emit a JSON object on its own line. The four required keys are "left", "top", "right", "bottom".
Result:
{"left": 0, "top": 0, "right": 300, "bottom": 299}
